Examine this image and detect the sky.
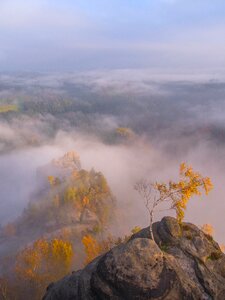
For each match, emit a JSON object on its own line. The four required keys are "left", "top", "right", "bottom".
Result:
{"left": 0, "top": 0, "right": 225, "bottom": 72}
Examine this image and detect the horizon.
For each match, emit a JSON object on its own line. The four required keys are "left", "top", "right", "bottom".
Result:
{"left": 0, "top": 0, "right": 225, "bottom": 73}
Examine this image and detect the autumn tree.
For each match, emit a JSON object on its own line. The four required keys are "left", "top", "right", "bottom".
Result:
{"left": 201, "top": 224, "right": 215, "bottom": 236}
{"left": 22, "top": 155, "right": 115, "bottom": 236}
{"left": 82, "top": 235, "right": 104, "bottom": 265}
{"left": 62, "top": 169, "right": 115, "bottom": 229}
{"left": 201, "top": 224, "right": 225, "bottom": 252}
{"left": 0, "top": 104, "right": 18, "bottom": 113}
{"left": 116, "top": 127, "right": 134, "bottom": 139}
{"left": 48, "top": 175, "right": 61, "bottom": 187}
{"left": 82, "top": 226, "right": 141, "bottom": 265}
{"left": 220, "top": 244, "right": 225, "bottom": 253}
{"left": 135, "top": 163, "right": 213, "bottom": 241}
{"left": 15, "top": 238, "right": 74, "bottom": 299}
{"left": 52, "top": 151, "right": 81, "bottom": 171}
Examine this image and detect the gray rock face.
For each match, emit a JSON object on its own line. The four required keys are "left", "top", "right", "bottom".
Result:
{"left": 43, "top": 217, "right": 225, "bottom": 300}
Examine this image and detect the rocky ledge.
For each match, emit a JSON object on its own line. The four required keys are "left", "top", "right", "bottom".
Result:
{"left": 43, "top": 217, "right": 225, "bottom": 299}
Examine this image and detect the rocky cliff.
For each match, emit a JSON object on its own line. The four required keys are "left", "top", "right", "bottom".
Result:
{"left": 43, "top": 217, "right": 225, "bottom": 299}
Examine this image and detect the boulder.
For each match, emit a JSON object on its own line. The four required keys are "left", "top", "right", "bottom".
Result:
{"left": 43, "top": 217, "right": 225, "bottom": 299}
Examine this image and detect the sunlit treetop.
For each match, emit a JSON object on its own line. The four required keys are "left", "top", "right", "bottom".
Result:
{"left": 15, "top": 238, "right": 74, "bottom": 293}
{"left": 52, "top": 151, "right": 81, "bottom": 171}
{"left": 155, "top": 163, "right": 213, "bottom": 223}
{"left": 0, "top": 104, "right": 18, "bottom": 113}
{"left": 201, "top": 223, "right": 214, "bottom": 236}
{"left": 82, "top": 226, "right": 142, "bottom": 265}
{"left": 115, "top": 127, "right": 135, "bottom": 139}
{"left": 135, "top": 162, "right": 213, "bottom": 240}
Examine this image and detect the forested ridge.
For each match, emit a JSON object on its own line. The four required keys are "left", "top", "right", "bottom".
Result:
{"left": 0, "top": 151, "right": 117, "bottom": 299}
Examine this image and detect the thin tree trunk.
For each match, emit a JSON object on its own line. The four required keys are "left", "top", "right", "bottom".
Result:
{"left": 149, "top": 210, "right": 155, "bottom": 242}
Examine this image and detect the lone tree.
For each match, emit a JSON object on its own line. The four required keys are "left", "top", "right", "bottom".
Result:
{"left": 134, "top": 163, "right": 213, "bottom": 241}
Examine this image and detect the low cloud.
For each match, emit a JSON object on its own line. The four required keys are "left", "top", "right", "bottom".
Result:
{"left": 0, "top": 73, "right": 225, "bottom": 244}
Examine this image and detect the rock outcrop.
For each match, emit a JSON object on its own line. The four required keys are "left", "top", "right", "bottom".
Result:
{"left": 43, "top": 217, "right": 225, "bottom": 299}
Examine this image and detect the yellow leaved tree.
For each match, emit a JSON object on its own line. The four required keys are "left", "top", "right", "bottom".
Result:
{"left": 201, "top": 223, "right": 215, "bottom": 236}
{"left": 15, "top": 238, "right": 74, "bottom": 299}
{"left": 0, "top": 104, "right": 18, "bottom": 113}
{"left": 82, "top": 226, "right": 142, "bottom": 265}
{"left": 201, "top": 224, "right": 225, "bottom": 252}
{"left": 82, "top": 235, "right": 103, "bottom": 265}
{"left": 135, "top": 163, "right": 213, "bottom": 241}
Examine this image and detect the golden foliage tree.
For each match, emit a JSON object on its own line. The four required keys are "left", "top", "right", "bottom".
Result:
{"left": 201, "top": 224, "right": 225, "bottom": 252}
{"left": 62, "top": 169, "right": 114, "bottom": 229}
{"left": 82, "top": 227, "right": 141, "bottom": 265}
{"left": 52, "top": 151, "right": 81, "bottom": 171}
{"left": 116, "top": 127, "right": 134, "bottom": 139}
{"left": 18, "top": 153, "right": 115, "bottom": 260}
{"left": 48, "top": 175, "right": 61, "bottom": 187}
{"left": 82, "top": 235, "right": 103, "bottom": 265}
{"left": 0, "top": 104, "right": 18, "bottom": 113}
{"left": 135, "top": 163, "right": 213, "bottom": 241}
{"left": 220, "top": 244, "right": 225, "bottom": 253}
{"left": 15, "top": 238, "right": 74, "bottom": 299}
{"left": 45, "top": 167, "right": 114, "bottom": 230}
{"left": 201, "top": 224, "right": 215, "bottom": 236}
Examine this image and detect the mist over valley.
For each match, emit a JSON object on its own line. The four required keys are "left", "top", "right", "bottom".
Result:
{"left": 0, "top": 71, "right": 224, "bottom": 241}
